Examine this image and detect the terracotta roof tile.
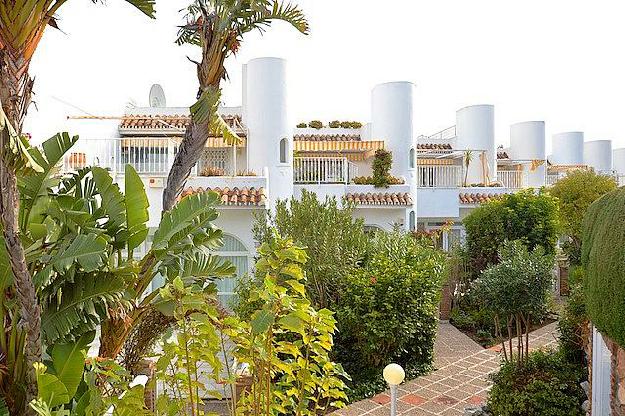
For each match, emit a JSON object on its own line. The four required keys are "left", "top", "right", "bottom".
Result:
{"left": 459, "top": 192, "right": 508, "bottom": 205}
{"left": 344, "top": 192, "right": 412, "bottom": 206}
{"left": 293, "top": 134, "right": 361, "bottom": 142}
{"left": 180, "top": 186, "right": 266, "bottom": 206}
{"left": 497, "top": 150, "right": 509, "bottom": 159}
{"left": 416, "top": 143, "right": 452, "bottom": 150}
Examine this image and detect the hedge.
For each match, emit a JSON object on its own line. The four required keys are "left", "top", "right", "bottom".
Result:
{"left": 582, "top": 186, "right": 625, "bottom": 347}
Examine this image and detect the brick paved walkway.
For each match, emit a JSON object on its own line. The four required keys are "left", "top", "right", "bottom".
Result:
{"left": 333, "top": 321, "right": 559, "bottom": 416}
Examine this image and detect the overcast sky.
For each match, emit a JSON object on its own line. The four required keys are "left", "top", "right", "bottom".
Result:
{"left": 24, "top": 0, "right": 625, "bottom": 153}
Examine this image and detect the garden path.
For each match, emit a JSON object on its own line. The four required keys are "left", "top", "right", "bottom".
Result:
{"left": 332, "top": 321, "right": 559, "bottom": 416}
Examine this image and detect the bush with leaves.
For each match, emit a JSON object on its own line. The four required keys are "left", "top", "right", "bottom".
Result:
{"left": 549, "top": 169, "right": 616, "bottom": 265}
{"left": 473, "top": 240, "right": 554, "bottom": 363}
{"left": 558, "top": 277, "right": 588, "bottom": 365}
{"left": 463, "top": 189, "right": 559, "bottom": 279}
{"left": 371, "top": 149, "right": 393, "bottom": 188}
{"left": 308, "top": 120, "right": 323, "bottom": 129}
{"left": 251, "top": 190, "right": 369, "bottom": 308}
{"left": 334, "top": 231, "right": 445, "bottom": 386}
{"left": 488, "top": 349, "right": 586, "bottom": 416}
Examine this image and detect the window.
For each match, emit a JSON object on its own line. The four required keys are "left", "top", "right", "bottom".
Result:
{"left": 215, "top": 234, "right": 250, "bottom": 307}
{"left": 409, "top": 211, "right": 416, "bottom": 231}
{"left": 279, "top": 138, "right": 288, "bottom": 163}
{"left": 409, "top": 148, "right": 415, "bottom": 169}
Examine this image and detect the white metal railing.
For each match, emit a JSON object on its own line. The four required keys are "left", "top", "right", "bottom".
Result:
{"left": 62, "top": 138, "right": 198, "bottom": 176}
{"left": 427, "top": 125, "right": 457, "bottom": 141}
{"left": 293, "top": 157, "right": 358, "bottom": 184}
{"left": 497, "top": 170, "right": 527, "bottom": 189}
{"left": 417, "top": 165, "right": 462, "bottom": 187}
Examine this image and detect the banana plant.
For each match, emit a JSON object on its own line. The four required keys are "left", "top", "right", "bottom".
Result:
{"left": 0, "top": 133, "right": 235, "bottom": 413}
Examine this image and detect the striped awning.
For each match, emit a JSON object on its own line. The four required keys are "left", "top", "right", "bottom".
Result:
{"left": 294, "top": 140, "right": 384, "bottom": 154}
{"left": 120, "top": 137, "right": 246, "bottom": 148}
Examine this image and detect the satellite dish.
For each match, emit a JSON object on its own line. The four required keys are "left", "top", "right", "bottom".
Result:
{"left": 149, "top": 84, "right": 166, "bottom": 108}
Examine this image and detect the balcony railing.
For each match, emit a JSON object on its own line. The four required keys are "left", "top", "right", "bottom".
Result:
{"left": 417, "top": 165, "right": 462, "bottom": 187}
{"left": 293, "top": 157, "right": 358, "bottom": 184}
{"left": 497, "top": 170, "right": 527, "bottom": 189}
{"left": 63, "top": 138, "right": 197, "bottom": 175}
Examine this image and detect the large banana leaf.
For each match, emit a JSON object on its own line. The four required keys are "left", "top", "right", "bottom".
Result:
{"left": 191, "top": 87, "right": 242, "bottom": 146}
{"left": 162, "top": 250, "right": 235, "bottom": 284}
{"left": 124, "top": 164, "right": 149, "bottom": 252}
{"left": 52, "top": 233, "right": 108, "bottom": 273}
{"left": 49, "top": 332, "right": 92, "bottom": 399}
{"left": 151, "top": 191, "right": 219, "bottom": 253}
{"left": 91, "top": 167, "right": 126, "bottom": 236}
{"left": 0, "top": 103, "right": 43, "bottom": 175}
{"left": 41, "top": 274, "right": 127, "bottom": 344}
{"left": 19, "top": 132, "right": 79, "bottom": 230}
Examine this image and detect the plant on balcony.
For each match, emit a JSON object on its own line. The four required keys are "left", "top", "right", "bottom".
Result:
{"left": 549, "top": 169, "right": 616, "bottom": 265}
{"left": 237, "top": 169, "right": 257, "bottom": 176}
{"left": 329, "top": 120, "right": 341, "bottom": 128}
{"left": 308, "top": 120, "right": 324, "bottom": 129}
{"left": 296, "top": 122, "right": 308, "bottom": 128}
{"left": 462, "top": 150, "right": 473, "bottom": 186}
{"left": 372, "top": 149, "right": 394, "bottom": 187}
{"left": 352, "top": 175, "right": 404, "bottom": 185}
{"left": 200, "top": 165, "right": 226, "bottom": 176}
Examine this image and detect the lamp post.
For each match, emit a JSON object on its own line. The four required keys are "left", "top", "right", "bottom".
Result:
{"left": 383, "top": 363, "right": 405, "bottom": 416}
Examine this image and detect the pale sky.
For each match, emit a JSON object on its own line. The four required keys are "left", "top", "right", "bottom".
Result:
{"left": 24, "top": 0, "right": 625, "bottom": 153}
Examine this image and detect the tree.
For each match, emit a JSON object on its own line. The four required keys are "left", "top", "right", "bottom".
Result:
{"left": 549, "top": 169, "right": 616, "bottom": 264}
{"left": 0, "top": 134, "right": 233, "bottom": 413}
{"left": 463, "top": 189, "right": 559, "bottom": 279}
{"left": 161, "top": 0, "right": 309, "bottom": 211}
{"left": 0, "top": 0, "right": 155, "bottom": 407}
{"left": 251, "top": 190, "right": 369, "bottom": 308}
{"left": 463, "top": 150, "right": 473, "bottom": 186}
{"left": 474, "top": 240, "right": 554, "bottom": 364}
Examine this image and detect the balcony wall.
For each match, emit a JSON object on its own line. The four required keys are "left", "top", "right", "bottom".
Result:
{"left": 417, "top": 188, "right": 460, "bottom": 219}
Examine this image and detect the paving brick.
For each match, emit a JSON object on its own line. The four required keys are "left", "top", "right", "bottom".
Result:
{"left": 371, "top": 394, "right": 390, "bottom": 405}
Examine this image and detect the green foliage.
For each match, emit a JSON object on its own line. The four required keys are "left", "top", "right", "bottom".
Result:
{"left": 352, "top": 175, "right": 404, "bottom": 185}
{"left": 157, "top": 236, "right": 348, "bottom": 416}
{"left": 582, "top": 186, "right": 625, "bottom": 347}
{"left": 371, "top": 149, "right": 393, "bottom": 188}
{"left": 296, "top": 122, "right": 307, "bottom": 128}
{"left": 334, "top": 231, "right": 445, "bottom": 383}
{"left": 463, "top": 189, "right": 559, "bottom": 279}
{"left": 308, "top": 120, "right": 323, "bottom": 129}
{"left": 549, "top": 170, "right": 616, "bottom": 264}
{"left": 473, "top": 241, "right": 554, "bottom": 362}
{"left": 328, "top": 120, "right": 340, "bottom": 128}
{"left": 558, "top": 277, "right": 588, "bottom": 364}
{"left": 251, "top": 190, "right": 369, "bottom": 308}
{"left": 488, "top": 349, "right": 586, "bottom": 416}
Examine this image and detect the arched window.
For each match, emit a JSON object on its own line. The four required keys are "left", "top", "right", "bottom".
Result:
{"left": 409, "top": 211, "right": 416, "bottom": 231}
{"left": 215, "top": 234, "right": 250, "bottom": 307}
{"left": 409, "top": 148, "right": 415, "bottom": 169}
{"left": 279, "top": 138, "right": 288, "bottom": 163}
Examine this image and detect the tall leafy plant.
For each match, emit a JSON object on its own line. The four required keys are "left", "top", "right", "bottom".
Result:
{"left": 371, "top": 149, "right": 392, "bottom": 188}
{"left": 473, "top": 240, "right": 554, "bottom": 364}
{"left": 0, "top": 0, "right": 155, "bottom": 407}
{"left": 162, "top": 0, "right": 309, "bottom": 211}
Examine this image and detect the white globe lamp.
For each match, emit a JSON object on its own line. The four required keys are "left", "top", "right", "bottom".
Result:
{"left": 383, "top": 363, "right": 405, "bottom": 416}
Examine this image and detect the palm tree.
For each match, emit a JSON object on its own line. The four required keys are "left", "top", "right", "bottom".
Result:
{"left": 0, "top": 0, "right": 155, "bottom": 408}
{"left": 463, "top": 150, "right": 473, "bottom": 187}
{"left": 161, "top": 0, "right": 309, "bottom": 211}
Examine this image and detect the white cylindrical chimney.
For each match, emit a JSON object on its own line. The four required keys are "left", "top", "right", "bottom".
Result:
{"left": 509, "top": 121, "right": 546, "bottom": 188}
{"left": 584, "top": 140, "right": 612, "bottom": 173}
{"left": 551, "top": 132, "right": 584, "bottom": 165}
{"left": 455, "top": 105, "right": 495, "bottom": 185}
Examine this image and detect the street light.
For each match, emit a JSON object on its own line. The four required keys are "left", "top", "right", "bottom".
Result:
{"left": 383, "top": 363, "right": 405, "bottom": 416}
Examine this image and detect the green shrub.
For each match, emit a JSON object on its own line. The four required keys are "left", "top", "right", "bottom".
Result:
{"left": 349, "top": 121, "right": 362, "bottom": 128}
{"left": 550, "top": 170, "right": 616, "bottom": 265}
{"left": 308, "top": 120, "right": 323, "bottom": 129}
{"left": 558, "top": 279, "right": 588, "bottom": 364}
{"left": 329, "top": 120, "right": 341, "bottom": 128}
{"left": 352, "top": 175, "right": 404, "bottom": 185}
{"left": 582, "top": 186, "right": 625, "bottom": 347}
{"left": 296, "top": 122, "right": 307, "bottom": 128}
{"left": 334, "top": 231, "right": 445, "bottom": 382}
{"left": 371, "top": 149, "right": 393, "bottom": 188}
{"left": 488, "top": 349, "right": 586, "bottom": 416}
{"left": 251, "top": 190, "right": 369, "bottom": 308}
{"left": 473, "top": 241, "right": 554, "bottom": 362}
{"left": 463, "top": 189, "right": 559, "bottom": 279}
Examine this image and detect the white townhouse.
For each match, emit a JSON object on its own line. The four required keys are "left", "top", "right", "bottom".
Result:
{"left": 60, "top": 57, "right": 625, "bottom": 301}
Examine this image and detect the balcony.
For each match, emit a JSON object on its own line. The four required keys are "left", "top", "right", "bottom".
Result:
{"left": 417, "top": 165, "right": 462, "bottom": 187}
{"left": 497, "top": 170, "right": 528, "bottom": 189}
{"left": 293, "top": 157, "right": 358, "bottom": 184}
